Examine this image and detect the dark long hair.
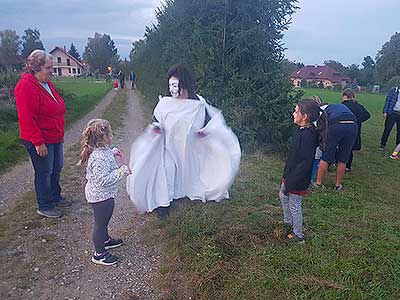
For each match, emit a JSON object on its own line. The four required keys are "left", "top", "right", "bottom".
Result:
{"left": 298, "top": 98, "right": 328, "bottom": 150}
{"left": 166, "top": 64, "right": 197, "bottom": 99}
{"left": 297, "top": 98, "right": 321, "bottom": 123}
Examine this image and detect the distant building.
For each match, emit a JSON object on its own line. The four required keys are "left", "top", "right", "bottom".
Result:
{"left": 290, "top": 65, "right": 350, "bottom": 88}
{"left": 49, "top": 46, "right": 84, "bottom": 77}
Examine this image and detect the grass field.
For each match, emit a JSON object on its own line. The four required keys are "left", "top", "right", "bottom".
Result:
{"left": 153, "top": 88, "right": 400, "bottom": 299}
{"left": 0, "top": 77, "right": 111, "bottom": 172}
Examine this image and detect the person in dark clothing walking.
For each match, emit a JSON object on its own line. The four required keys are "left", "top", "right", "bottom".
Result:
{"left": 379, "top": 86, "right": 400, "bottom": 150}
{"left": 279, "top": 99, "right": 320, "bottom": 244}
{"left": 341, "top": 89, "right": 370, "bottom": 171}
{"left": 129, "top": 71, "right": 136, "bottom": 90}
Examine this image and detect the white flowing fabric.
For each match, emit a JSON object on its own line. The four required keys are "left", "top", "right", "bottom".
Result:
{"left": 126, "top": 96, "right": 241, "bottom": 213}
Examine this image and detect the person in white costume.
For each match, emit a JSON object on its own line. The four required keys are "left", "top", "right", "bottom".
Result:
{"left": 127, "top": 64, "right": 241, "bottom": 216}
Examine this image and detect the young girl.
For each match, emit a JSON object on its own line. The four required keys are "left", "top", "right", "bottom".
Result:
{"left": 390, "top": 143, "right": 400, "bottom": 160}
{"left": 78, "top": 119, "right": 131, "bottom": 266}
{"left": 279, "top": 99, "right": 320, "bottom": 244}
{"left": 113, "top": 80, "right": 118, "bottom": 91}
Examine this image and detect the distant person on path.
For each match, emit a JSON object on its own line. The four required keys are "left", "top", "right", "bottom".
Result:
{"left": 14, "top": 49, "right": 71, "bottom": 219}
{"left": 379, "top": 86, "right": 400, "bottom": 151}
{"left": 315, "top": 103, "right": 357, "bottom": 190}
{"left": 118, "top": 72, "right": 125, "bottom": 89}
{"left": 78, "top": 119, "right": 131, "bottom": 266}
{"left": 341, "top": 88, "right": 370, "bottom": 171}
{"left": 279, "top": 99, "right": 320, "bottom": 244}
{"left": 113, "top": 80, "right": 118, "bottom": 91}
{"left": 129, "top": 71, "right": 136, "bottom": 90}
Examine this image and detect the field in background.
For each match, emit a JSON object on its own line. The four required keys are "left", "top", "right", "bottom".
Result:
{"left": 0, "top": 77, "right": 111, "bottom": 172}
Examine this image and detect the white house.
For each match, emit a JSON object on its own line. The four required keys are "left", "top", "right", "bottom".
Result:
{"left": 49, "top": 46, "right": 84, "bottom": 77}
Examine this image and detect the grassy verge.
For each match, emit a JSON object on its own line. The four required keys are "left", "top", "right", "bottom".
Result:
{"left": 153, "top": 88, "right": 400, "bottom": 299}
{"left": 0, "top": 77, "right": 111, "bottom": 172}
{"left": 102, "top": 89, "right": 129, "bottom": 130}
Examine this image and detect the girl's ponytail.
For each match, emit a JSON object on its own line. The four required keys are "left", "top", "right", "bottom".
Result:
{"left": 317, "top": 109, "right": 328, "bottom": 151}
{"left": 78, "top": 127, "right": 94, "bottom": 166}
{"left": 77, "top": 119, "right": 112, "bottom": 167}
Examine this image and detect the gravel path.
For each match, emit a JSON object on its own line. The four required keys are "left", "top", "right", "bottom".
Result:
{"left": 0, "top": 90, "right": 115, "bottom": 215}
{"left": 0, "top": 89, "right": 165, "bottom": 300}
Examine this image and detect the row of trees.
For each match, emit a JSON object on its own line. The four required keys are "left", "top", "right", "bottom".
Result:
{"left": 283, "top": 32, "right": 400, "bottom": 90}
{"left": 130, "top": 0, "right": 301, "bottom": 149}
{"left": 0, "top": 28, "right": 45, "bottom": 71}
{"left": 0, "top": 28, "right": 121, "bottom": 75}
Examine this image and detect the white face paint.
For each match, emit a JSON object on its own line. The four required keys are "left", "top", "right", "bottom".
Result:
{"left": 169, "top": 78, "right": 180, "bottom": 98}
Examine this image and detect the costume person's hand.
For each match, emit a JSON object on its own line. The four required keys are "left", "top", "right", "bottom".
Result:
{"left": 383, "top": 112, "right": 387, "bottom": 120}
{"left": 35, "top": 144, "right": 48, "bottom": 157}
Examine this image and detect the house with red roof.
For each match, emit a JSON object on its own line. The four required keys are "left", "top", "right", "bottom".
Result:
{"left": 49, "top": 46, "right": 84, "bottom": 77}
{"left": 290, "top": 65, "right": 350, "bottom": 88}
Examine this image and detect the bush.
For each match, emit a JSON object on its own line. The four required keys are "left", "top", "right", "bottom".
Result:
{"left": 333, "top": 84, "right": 342, "bottom": 91}
{"left": 131, "top": 0, "right": 300, "bottom": 151}
{"left": 384, "top": 76, "right": 400, "bottom": 92}
{"left": 0, "top": 72, "right": 20, "bottom": 103}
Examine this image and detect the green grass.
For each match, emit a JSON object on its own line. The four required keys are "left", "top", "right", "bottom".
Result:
{"left": 155, "top": 88, "right": 400, "bottom": 299}
{"left": 102, "top": 89, "right": 129, "bottom": 130}
{"left": 0, "top": 77, "right": 111, "bottom": 172}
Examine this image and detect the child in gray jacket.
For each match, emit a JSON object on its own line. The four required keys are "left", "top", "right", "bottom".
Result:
{"left": 78, "top": 119, "right": 131, "bottom": 266}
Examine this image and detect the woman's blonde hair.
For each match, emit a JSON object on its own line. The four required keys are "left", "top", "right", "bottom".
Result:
{"left": 78, "top": 119, "right": 113, "bottom": 166}
{"left": 25, "top": 49, "right": 52, "bottom": 74}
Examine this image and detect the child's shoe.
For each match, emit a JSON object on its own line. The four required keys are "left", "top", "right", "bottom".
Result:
{"left": 286, "top": 233, "right": 305, "bottom": 244}
{"left": 389, "top": 152, "right": 399, "bottom": 160}
{"left": 334, "top": 184, "right": 343, "bottom": 191}
{"left": 91, "top": 251, "right": 119, "bottom": 266}
{"left": 105, "top": 238, "right": 123, "bottom": 250}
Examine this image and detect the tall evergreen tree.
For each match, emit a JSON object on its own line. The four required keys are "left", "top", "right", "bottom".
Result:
{"left": 21, "top": 28, "right": 44, "bottom": 58}
{"left": 375, "top": 32, "right": 400, "bottom": 84}
{"left": 0, "top": 29, "right": 21, "bottom": 70}
{"left": 83, "top": 33, "right": 119, "bottom": 73}
{"left": 360, "top": 56, "right": 375, "bottom": 86}
{"left": 68, "top": 43, "right": 80, "bottom": 60}
{"left": 131, "top": 0, "right": 300, "bottom": 148}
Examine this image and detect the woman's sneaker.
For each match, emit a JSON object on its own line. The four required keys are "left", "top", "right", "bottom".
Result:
{"left": 37, "top": 209, "right": 63, "bottom": 218}
{"left": 104, "top": 238, "right": 123, "bottom": 250}
{"left": 91, "top": 251, "right": 119, "bottom": 266}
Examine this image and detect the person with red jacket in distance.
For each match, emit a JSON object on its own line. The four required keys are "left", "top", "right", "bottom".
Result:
{"left": 15, "top": 49, "right": 71, "bottom": 218}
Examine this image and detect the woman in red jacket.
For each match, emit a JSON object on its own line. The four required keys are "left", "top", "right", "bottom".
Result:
{"left": 15, "top": 49, "right": 71, "bottom": 218}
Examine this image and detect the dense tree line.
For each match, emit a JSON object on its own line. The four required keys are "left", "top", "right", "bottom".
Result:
{"left": 285, "top": 32, "right": 400, "bottom": 91}
{"left": 130, "top": 0, "right": 301, "bottom": 149}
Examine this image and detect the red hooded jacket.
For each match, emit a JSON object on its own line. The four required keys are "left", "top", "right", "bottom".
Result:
{"left": 14, "top": 73, "right": 66, "bottom": 146}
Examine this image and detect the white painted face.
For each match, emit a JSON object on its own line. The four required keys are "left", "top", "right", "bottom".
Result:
{"left": 169, "top": 77, "right": 180, "bottom": 98}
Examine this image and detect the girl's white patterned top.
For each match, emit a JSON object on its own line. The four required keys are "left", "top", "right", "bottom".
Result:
{"left": 85, "top": 147, "right": 130, "bottom": 203}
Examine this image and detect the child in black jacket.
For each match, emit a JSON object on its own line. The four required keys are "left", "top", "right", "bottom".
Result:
{"left": 341, "top": 88, "right": 370, "bottom": 171}
{"left": 279, "top": 99, "right": 320, "bottom": 244}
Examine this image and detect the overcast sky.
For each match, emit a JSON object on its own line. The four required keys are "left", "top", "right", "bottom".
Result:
{"left": 0, "top": 0, "right": 398, "bottom": 66}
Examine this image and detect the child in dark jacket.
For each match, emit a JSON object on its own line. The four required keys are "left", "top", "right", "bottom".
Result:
{"left": 341, "top": 88, "right": 370, "bottom": 171}
{"left": 279, "top": 99, "right": 320, "bottom": 244}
